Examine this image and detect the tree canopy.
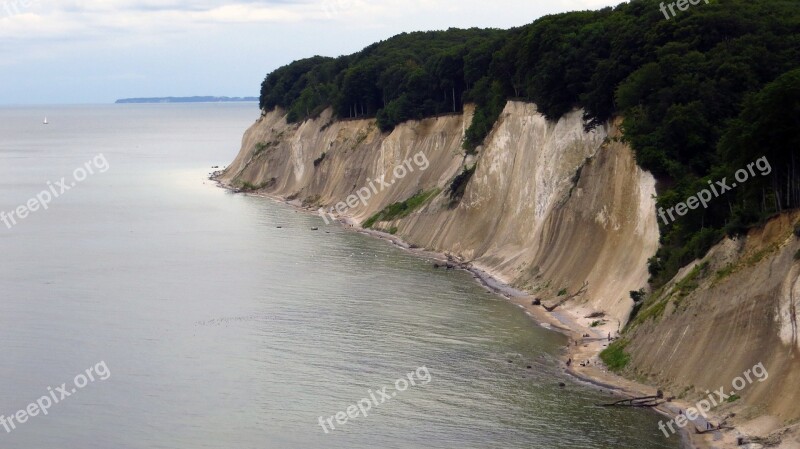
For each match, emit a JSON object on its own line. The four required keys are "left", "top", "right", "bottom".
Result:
{"left": 259, "top": 0, "right": 800, "bottom": 286}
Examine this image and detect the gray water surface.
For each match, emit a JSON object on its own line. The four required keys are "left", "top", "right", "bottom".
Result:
{"left": 0, "top": 104, "right": 680, "bottom": 449}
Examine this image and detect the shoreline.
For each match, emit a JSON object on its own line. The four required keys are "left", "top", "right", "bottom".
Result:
{"left": 211, "top": 172, "right": 740, "bottom": 449}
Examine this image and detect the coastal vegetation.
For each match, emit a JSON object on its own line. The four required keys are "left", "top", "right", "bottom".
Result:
{"left": 362, "top": 189, "right": 440, "bottom": 229}
{"left": 448, "top": 165, "right": 476, "bottom": 206}
{"left": 254, "top": 141, "right": 278, "bottom": 156}
{"left": 600, "top": 340, "right": 631, "bottom": 372}
{"left": 236, "top": 178, "right": 276, "bottom": 192}
{"left": 258, "top": 0, "right": 800, "bottom": 287}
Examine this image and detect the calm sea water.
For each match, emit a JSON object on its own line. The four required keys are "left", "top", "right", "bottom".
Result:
{"left": 0, "top": 104, "right": 680, "bottom": 449}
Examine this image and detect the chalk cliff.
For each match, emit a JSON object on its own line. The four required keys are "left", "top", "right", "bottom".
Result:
{"left": 221, "top": 101, "right": 659, "bottom": 327}
{"left": 221, "top": 101, "right": 800, "bottom": 446}
{"left": 624, "top": 212, "right": 800, "bottom": 444}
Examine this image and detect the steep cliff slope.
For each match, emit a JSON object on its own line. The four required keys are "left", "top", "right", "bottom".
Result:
{"left": 221, "top": 101, "right": 659, "bottom": 326}
{"left": 222, "top": 100, "right": 800, "bottom": 446}
{"left": 624, "top": 212, "right": 800, "bottom": 444}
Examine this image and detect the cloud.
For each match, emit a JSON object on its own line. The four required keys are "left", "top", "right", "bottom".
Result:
{"left": 0, "top": 0, "right": 625, "bottom": 104}
{"left": 0, "top": 0, "right": 626, "bottom": 40}
{"left": 0, "top": 1, "right": 323, "bottom": 40}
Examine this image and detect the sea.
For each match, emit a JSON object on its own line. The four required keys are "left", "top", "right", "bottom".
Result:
{"left": 0, "top": 103, "right": 681, "bottom": 449}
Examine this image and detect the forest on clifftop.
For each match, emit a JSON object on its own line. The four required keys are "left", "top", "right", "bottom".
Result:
{"left": 258, "top": 0, "right": 800, "bottom": 287}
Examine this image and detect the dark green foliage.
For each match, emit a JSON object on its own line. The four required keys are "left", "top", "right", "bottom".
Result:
{"left": 630, "top": 289, "right": 646, "bottom": 303}
{"left": 260, "top": 29, "right": 505, "bottom": 131}
{"left": 463, "top": 78, "right": 506, "bottom": 151}
{"left": 628, "top": 300, "right": 645, "bottom": 324}
{"left": 259, "top": 0, "right": 800, "bottom": 287}
{"left": 448, "top": 165, "right": 476, "bottom": 205}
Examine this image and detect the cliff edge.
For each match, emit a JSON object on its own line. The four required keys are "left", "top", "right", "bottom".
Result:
{"left": 221, "top": 101, "right": 800, "bottom": 447}
{"left": 221, "top": 101, "right": 659, "bottom": 327}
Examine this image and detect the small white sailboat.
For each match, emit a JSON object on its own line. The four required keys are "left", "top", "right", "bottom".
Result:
{"left": 43, "top": 117, "right": 48, "bottom": 125}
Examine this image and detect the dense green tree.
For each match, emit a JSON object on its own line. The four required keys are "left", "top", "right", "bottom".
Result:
{"left": 257, "top": 0, "right": 800, "bottom": 287}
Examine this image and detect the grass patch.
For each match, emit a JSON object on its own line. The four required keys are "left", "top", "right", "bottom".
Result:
{"left": 715, "top": 262, "right": 736, "bottom": 280}
{"left": 362, "top": 189, "right": 440, "bottom": 228}
{"left": 727, "top": 394, "right": 741, "bottom": 403}
{"left": 557, "top": 288, "right": 568, "bottom": 296}
{"left": 254, "top": 141, "right": 278, "bottom": 156}
{"left": 629, "top": 297, "right": 669, "bottom": 328}
{"left": 675, "top": 262, "right": 707, "bottom": 296}
{"left": 347, "top": 126, "right": 373, "bottom": 152}
{"left": 745, "top": 244, "right": 781, "bottom": 267}
{"left": 716, "top": 242, "right": 782, "bottom": 282}
{"left": 590, "top": 320, "right": 604, "bottom": 328}
{"left": 600, "top": 339, "right": 631, "bottom": 372}
{"left": 237, "top": 178, "right": 275, "bottom": 192}
{"left": 672, "top": 262, "right": 708, "bottom": 309}
{"left": 388, "top": 226, "right": 398, "bottom": 235}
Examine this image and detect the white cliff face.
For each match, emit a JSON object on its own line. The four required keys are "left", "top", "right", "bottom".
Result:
{"left": 778, "top": 269, "right": 800, "bottom": 349}
{"left": 222, "top": 101, "right": 659, "bottom": 326}
{"left": 223, "top": 102, "right": 800, "bottom": 431}
{"left": 624, "top": 211, "right": 800, "bottom": 425}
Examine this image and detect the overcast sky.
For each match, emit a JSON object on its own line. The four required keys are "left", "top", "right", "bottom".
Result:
{"left": 0, "top": 0, "right": 622, "bottom": 105}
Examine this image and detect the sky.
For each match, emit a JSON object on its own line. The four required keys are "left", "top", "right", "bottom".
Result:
{"left": 0, "top": 0, "right": 623, "bottom": 105}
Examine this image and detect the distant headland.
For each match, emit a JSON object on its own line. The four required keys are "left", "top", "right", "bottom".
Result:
{"left": 115, "top": 96, "right": 258, "bottom": 104}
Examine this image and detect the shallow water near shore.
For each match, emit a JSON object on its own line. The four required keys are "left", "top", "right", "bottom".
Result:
{"left": 0, "top": 104, "right": 680, "bottom": 449}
